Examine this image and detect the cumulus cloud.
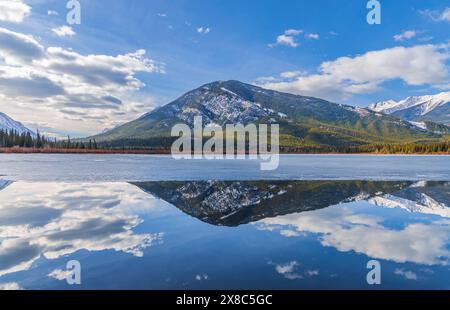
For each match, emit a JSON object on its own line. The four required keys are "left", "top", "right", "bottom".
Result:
{"left": 0, "top": 27, "right": 164, "bottom": 136}
{"left": 272, "top": 261, "right": 319, "bottom": 280}
{"left": 279, "top": 71, "right": 304, "bottom": 79}
{"left": 47, "top": 10, "right": 59, "bottom": 16}
{"left": 0, "top": 75, "right": 65, "bottom": 98}
{"left": 0, "top": 0, "right": 31, "bottom": 23}
{"left": 305, "top": 33, "right": 319, "bottom": 40}
{"left": 195, "top": 274, "right": 209, "bottom": 281}
{"left": 52, "top": 25, "right": 76, "bottom": 37}
{"left": 197, "top": 27, "right": 210, "bottom": 34}
{"left": 394, "top": 30, "right": 416, "bottom": 41}
{"left": 0, "top": 282, "right": 22, "bottom": 290}
{"left": 256, "top": 205, "right": 450, "bottom": 266}
{"left": 0, "top": 182, "right": 164, "bottom": 277}
{"left": 48, "top": 269, "right": 70, "bottom": 281}
{"left": 275, "top": 261, "right": 302, "bottom": 279}
{"left": 394, "top": 269, "right": 418, "bottom": 280}
{"left": 0, "top": 27, "right": 44, "bottom": 63}
{"left": 270, "top": 29, "right": 302, "bottom": 48}
{"left": 258, "top": 44, "right": 450, "bottom": 100}
{"left": 270, "top": 29, "right": 320, "bottom": 47}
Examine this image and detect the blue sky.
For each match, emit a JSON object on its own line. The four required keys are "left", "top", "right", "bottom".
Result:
{"left": 0, "top": 0, "right": 449, "bottom": 137}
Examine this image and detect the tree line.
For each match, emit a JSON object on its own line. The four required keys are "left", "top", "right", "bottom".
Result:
{"left": 2, "top": 128, "right": 449, "bottom": 154}
{"left": 281, "top": 141, "right": 450, "bottom": 154}
{"left": 0, "top": 129, "right": 98, "bottom": 150}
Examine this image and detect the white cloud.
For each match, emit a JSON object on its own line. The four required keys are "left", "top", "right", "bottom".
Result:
{"left": 305, "top": 33, "right": 319, "bottom": 40}
{"left": 0, "top": 182, "right": 164, "bottom": 277}
{"left": 197, "top": 27, "right": 210, "bottom": 34}
{"left": 270, "top": 29, "right": 320, "bottom": 47}
{"left": 394, "top": 30, "right": 416, "bottom": 42}
{"left": 256, "top": 205, "right": 450, "bottom": 266}
{"left": 275, "top": 261, "right": 303, "bottom": 279}
{"left": 421, "top": 8, "right": 450, "bottom": 22}
{"left": 157, "top": 13, "right": 167, "bottom": 17}
{"left": 52, "top": 25, "right": 76, "bottom": 37}
{"left": 284, "top": 29, "right": 302, "bottom": 36}
{"left": 280, "top": 71, "right": 304, "bottom": 79}
{"left": 271, "top": 29, "right": 302, "bottom": 48}
{"left": 0, "top": 0, "right": 31, "bottom": 23}
{"left": 0, "top": 27, "right": 164, "bottom": 136}
{"left": 306, "top": 270, "right": 319, "bottom": 277}
{"left": 394, "top": 268, "right": 418, "bottom": 280}
{"left": 0, "top": 282, "right": 22, "bottom": 290}
{"left": 48, "top": 269, "right": 70, "bottom": 281}
{"left": 195, "top": 274, "right": 208, "bottom": 281}
{"left": 277, "top": 35, "right": 299, "bottom": 47}
{"left": 0, "top": 27, "right": 44, "bottom": 63}
{"left": 47, "top": 10, "right": 59, "bottom": 16}
{"left": 258, "top": 43, "right": 450, "bottom": 100}
{"left": 441, "top": 8, "right": 450, "bottom": 21}
{"left": 273, "top": 261, "right": 319, "bottom": 280}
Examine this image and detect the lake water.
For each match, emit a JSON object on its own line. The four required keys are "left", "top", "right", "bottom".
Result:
{"left": 0, "top": 154, "right": 450, "bottom": 181}
{"left": 0, "top": 155, "right": 450, "bottom": 289}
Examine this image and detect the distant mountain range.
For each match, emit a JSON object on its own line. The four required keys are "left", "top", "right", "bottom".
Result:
{"left": 2, "top": 81, "right": 448, "bottom": 150}
{"left": 89, "top": 80, "right": 449, "bottom": 149}
{"left": 370, "top": 92, "right": 450, "bottom": 126}
{"left": 0, "top": 112, "right": 35, "bottom": 137}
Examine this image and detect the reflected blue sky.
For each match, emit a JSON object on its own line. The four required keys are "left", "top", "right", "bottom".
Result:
{"left": 0, "top": 180, "right": 449, "bottom": 289}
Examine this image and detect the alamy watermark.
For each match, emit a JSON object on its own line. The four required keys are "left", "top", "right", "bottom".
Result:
{"left": 66, "top": 0, "right": 81, "bottom": 25}
{"left": 66, "top": 260, "right": 81, "bottom": 285}
{"left": 367, "top": 0, "right": 381, "bottom": 25}
{"left": 171, "top": 116, "right": 280, "bottom": 171}
{"left": 366, "top": 260, "right": 381, "bottom": 285}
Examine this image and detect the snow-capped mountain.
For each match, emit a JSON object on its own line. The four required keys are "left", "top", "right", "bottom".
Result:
{"left": 90, "top": 80, "right": 441, "bottom": 147}
{"left": 0, "top": 112, "right": 35, "bottom": 137}
{"left": 157, "top": 83, "right": 271, "bottom": 127}
{"left": 134, "top": 180, "right": 412, "bottom": 226}
{"left": 367, "top": 181, "right": 450, "bottom": 218}
{"left": 369, "top": 92, "right": 450, "bottom": 125}
{"left": 369, "top": 194, "right": 450, "bottom": 218}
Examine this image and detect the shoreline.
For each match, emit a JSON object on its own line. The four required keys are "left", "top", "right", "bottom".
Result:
{"left": 0, "top": 147, "right": 449, "bottom": 156}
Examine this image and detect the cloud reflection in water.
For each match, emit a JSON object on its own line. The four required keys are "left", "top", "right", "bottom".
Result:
{"left": 0, "top": 182, "right": 163, "bottom": 277}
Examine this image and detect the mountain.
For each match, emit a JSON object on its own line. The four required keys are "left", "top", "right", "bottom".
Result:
{"left": 0, "top": 112, "right": 35, "bottom": 137}
{"left": 90, "top": 80, "right": 446, "bottom": 149}
{"left": 369, "top": 92, "right": 450, "bottom": 126}
{"left": 133, "top": 180, "right": 412, "bottom": 226}
{"left": 368, "top": 181, "right": 450, "bottom": 218}
{"left": 0, "top": 180, "right": 12, "bottom": 192}
{"left": 134, "top": 180, "right": 449, "bottom": 226}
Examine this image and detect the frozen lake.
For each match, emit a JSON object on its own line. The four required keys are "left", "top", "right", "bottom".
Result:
{"left": 1, "top": 154, "right": 450, "bottom": 181}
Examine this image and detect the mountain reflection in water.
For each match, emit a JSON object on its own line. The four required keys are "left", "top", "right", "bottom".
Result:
{"left": 0, "top": 180, "right": 449, "bottom": 289}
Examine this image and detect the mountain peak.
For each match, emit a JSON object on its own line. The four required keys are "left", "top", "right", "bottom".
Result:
{"left": 0, "top": 112, "right": 36, "bottom": 137}
{"left": 90, "top": 80, "right": 442, "bottom": 147}
{"left": 369, "top": 91, "right": 450, "bottom": 125}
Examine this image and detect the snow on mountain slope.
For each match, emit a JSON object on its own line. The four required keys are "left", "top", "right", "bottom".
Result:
{"left": 370, "top": 92, "right": 450, "bottom": 115}
{"left": 368, "top": 193, "right": 450, "bottom": 218}
{"left": 0, "top": 180, "right": 12, "bottom": 192}
{"left": 0, "top": 112, "right": 35, "bottom": 136}
{"left": 92, "top": 80, "right": 443, "bottom": 144}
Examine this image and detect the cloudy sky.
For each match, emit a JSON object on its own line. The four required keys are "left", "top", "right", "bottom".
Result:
{"left": 0, "top": 0, "right": 449, "bottom": 138}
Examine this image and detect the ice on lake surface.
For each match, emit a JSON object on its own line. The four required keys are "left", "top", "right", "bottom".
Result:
{"left": 0, "top": 154, "right": 450, "bottom": 181}
{"left": 0, "top": 177, "right": 450, "bottom": 289}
